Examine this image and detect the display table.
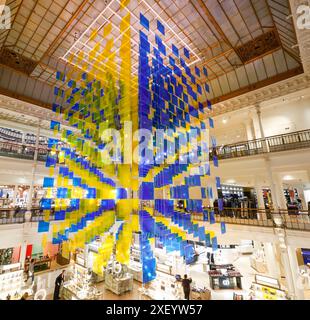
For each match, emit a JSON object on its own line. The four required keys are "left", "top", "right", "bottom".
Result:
{"left": 61, "top": 263, "right": 101, "bottom": 300}
{"left": 139, "top": 271, "right": 183, "bottom": 300}
{"left": 208, "top": 264, "right": 242, "bottom": 290}
{"left": 250, "top": 274, "right": 288, "bottom": 300}
{"left": 0, "top": 263, "right": 32, "bottom": 300}
{"left": 128, "top": 262, "right": 143, "bottom": 282}
{"left": 191, "top": 288, "right": 211, "bottom": 300}
{"left": 105, "top": 272, "right": 133, "bottom": 295}
{"left": 250, "top": 256, "right": 267, "bottom": 273}
{"left": 62, "top": 282, "right": 101, "bottom": 300}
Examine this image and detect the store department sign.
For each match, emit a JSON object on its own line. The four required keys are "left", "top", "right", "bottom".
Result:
{"left": 0, "top": 5, "right": 11, "bottom": 29}
{"left": 296, "top": 4, "right": 310, "bottom": 29}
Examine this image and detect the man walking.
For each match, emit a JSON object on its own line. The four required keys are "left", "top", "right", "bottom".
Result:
{"left": 182, "top": 274, "right": 192, "bottom": 300}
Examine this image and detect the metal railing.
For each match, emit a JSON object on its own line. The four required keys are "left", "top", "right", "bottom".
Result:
{"left": 192, "top": 207, "right": 310, "bottom": 232}
{"left": 0, "top": 129, "right": 310, "bottom": 162}
{"left": 0, "top": 208, "right": 55, "bottom": 225}
{"left": 0, "top": 141, "right": 48, "bottom": 161}
{"left": 215, "top": 128, "right": 310, "bottom": 160}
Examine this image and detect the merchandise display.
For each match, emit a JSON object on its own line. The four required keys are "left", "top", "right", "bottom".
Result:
{"left": 62, "top": 264, "right": 101, "bottom": 300}
{"left": 191, "top": 285, "right": 211, "bottom": 300}
{"left": 250, "top": 249, "right": 267, "bottom": 273}
{"left": 139, "top": 271, "right": 183, "bottom": 300}
{"left": 250, "top": 275, "right": 288, "bottom": 300}
{"left": 208, "top": 264, "right": 243, "bottom": 290}
{"left": 0, "top": 263, "right": 32, "bottom": 300}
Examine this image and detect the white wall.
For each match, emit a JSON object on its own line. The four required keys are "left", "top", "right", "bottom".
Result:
{"left": 260, "top": 96, "right": 310, "bottom": 137}
{"left": 213, "top": 88, "right": 310, "bottom": 145}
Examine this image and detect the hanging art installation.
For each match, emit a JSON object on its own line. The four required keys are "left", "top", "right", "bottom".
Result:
{"left": 38, "top": 0, "right": 224, "bottom": 284}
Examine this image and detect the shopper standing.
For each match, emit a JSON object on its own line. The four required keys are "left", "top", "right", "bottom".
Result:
{"left": 53, "top": 270, "right": 65, "bottom": 300}
{"left": 182, "top": 274, "right": 192, "bottom": 300}
{"left": 27, "top": 259, "right": 35, "bottom": 283}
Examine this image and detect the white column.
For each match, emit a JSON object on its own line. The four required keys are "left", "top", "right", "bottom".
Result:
{"left": 287, "top": 246, "right": 305, "bottom": 300}
{"left": 264, "top": 242, "right": 281, "bottom": 279}
{"left": 19, "top": 241, "right": 27, "bottom": 268}
{"left": 264, "top": 159, "right": 280, "bottom": 210}
{"left": 280, "top": 248, "right": 296, "bottom": 299}
{"left": 25, "top": 120, "right": 41, "bottom": 222}
{"left": 275, "top": 228, "right": 296, "bottom": 299}
{"left": 274, "top": 177, "right": 288, "bottom": 210}
{"left": 254, "top": 185, "right": 264, "bottom": 208}
{"left": 21, "top": 132, "right": 25, "bottom": 144}
{"left": 244, "top": 119, "right": 255, "bottom": 141}
{"left": 251, "top": 108, "right": 262, "bottom": 139}
{"left": 13, "top": 184, "right": 19, "bottom": 206}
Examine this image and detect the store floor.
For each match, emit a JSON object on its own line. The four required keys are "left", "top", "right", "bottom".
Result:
{"left": 37, "top": 255, "right": 266, "bottom": 300}
{"left": 33, "top": 255, "right": 308, "bottom": 300}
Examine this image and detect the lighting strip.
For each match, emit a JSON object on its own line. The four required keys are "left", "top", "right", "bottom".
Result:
{"left": 63, "top": 0, "right": 201, "bottom": 65}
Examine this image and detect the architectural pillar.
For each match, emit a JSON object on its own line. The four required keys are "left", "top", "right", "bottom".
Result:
{"left": 264, "top": 242, "right": 281, "bottom": 279}
{"left": 25, "top": 120, "right": 41, "bottom": 222}
{"left": 19, "top": 241, "right": 27, "bottom": 268}
{"left": 12, "top": 184, "right": 19, "bottom": 206}
{"left": 274, "top": 228, "right": 296, "bottom": 299}
{"left": 21, "top": 132, "right": 25, "bottom": 144}
{"left": 287, "top": 246, "right": 305, "bottom": 300}
{"left": 255, "top": 185, "right": 266, "bottom": 220}
{"left": 264, "top": 158, "right": 280, "bottom": 210}
{"left": 244, "top": 119, "right": 255, "bottom": 141}
{"left": 274, "top": 177, "right": 288, "bottom": 210}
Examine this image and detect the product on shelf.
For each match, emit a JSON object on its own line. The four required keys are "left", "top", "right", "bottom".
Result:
{"left": 0, "top": 263, "right": 32, "bottom": 300}
{"left": 139, "top": 271, "right": 183, "bottom": 300}
{"left": 62, "top": 264, "right": 101, "bottom": 300}
{"left": 250, "top": 274, "right": 288, "bottom": 300}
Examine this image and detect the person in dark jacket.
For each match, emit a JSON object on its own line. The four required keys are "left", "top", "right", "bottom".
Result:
{"left": 182, "top": 274, "right": 192, "bottom": 300}
{"left": 53, "top": 270, "right": 65, "bottom": 300}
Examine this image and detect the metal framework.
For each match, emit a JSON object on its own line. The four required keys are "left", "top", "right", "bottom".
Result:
{"left": 0, "top": 0, "right": 304, "bottom": 111}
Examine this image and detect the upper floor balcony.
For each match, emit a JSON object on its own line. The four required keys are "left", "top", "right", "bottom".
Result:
{"left": 1, "top": 129, "right": 310, "bottom": 163}
{"left": 214, "top": 128, "right": 310, "bottom": 160}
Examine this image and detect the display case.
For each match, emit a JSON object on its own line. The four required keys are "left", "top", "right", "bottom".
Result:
{"left": 250, "top": 250, "right": 267, "bottom": 273}
{"left": 0, "top": 263, "right": 31, "bottom": 300}
{"left": 128, "top": 260, "right": 143, "bottom": 282}
{"left": 139, "top": 271, "right": 183, "bottom": 300}
{"left": 208, "top": 264, "right": 242, "bottom": 290}
{"left": 250, "top": 274, "right": 288, "bottom": 300}
{"left": 191, "top": 286, "right": 211, "bottom": 300}
{"left": 62, "top": 264, "right": 101, "bottom": 300}
{"left": 105, "top": 271, "right": 133, "bottom": 295}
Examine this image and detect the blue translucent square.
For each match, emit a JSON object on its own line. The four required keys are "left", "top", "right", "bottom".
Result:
{"left": 38, "top": 221, "right": 50, "bottom": 233}
{"left": 140, "top": 13, "right": 149, "bottom": 30}
{"left": 43, "top": 177, "right": 54, "bottom": 188}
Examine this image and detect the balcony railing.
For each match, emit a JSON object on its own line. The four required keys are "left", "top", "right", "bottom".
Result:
{"left": 215, "top": 128, "right": 310, "bottom": 160}
{"left": 192, "top": 207, "right": 310, "bottom": 232}
{"left": 0, "top": 141, "right": 48, "bottom": 161}
{"left": 0, "top": 208, "right": 55, "bottom": 225}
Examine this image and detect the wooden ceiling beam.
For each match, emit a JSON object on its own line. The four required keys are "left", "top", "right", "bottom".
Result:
{"left": 38, "top": 0, "right": 91, "bottom": 64}
{"left": 209, "top": 66, "right": 303, "bottom": 105}
{"left": 0, "top": 86, "right": 51, "bottom": 110}
{"left": 195, "top": 0, "right": 244, "bottom": 62}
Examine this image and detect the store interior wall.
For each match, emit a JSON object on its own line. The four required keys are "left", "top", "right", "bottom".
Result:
{"left": 213, "top": 89, "right": 310, "bottom": 145}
